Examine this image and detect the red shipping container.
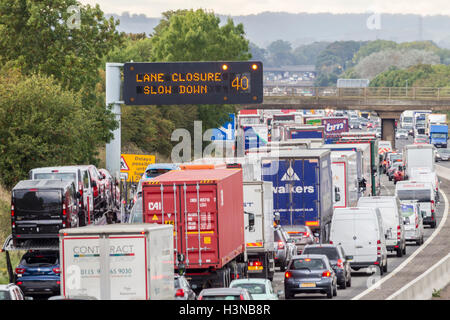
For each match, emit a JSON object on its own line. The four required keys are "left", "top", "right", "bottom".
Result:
{"left": 142, "top": 169, "right": 245, "bottom": 271}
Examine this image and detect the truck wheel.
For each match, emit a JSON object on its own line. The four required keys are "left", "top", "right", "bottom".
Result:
{"left": 396, "top": 248, "right": 403, "bottom": 257}
{"left": 383, "top": 260, "right": 388, "bottom": 273}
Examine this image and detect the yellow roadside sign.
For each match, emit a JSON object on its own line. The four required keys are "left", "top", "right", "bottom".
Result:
{"left": 120, "top": 154, "right": 156, "bottom": 182}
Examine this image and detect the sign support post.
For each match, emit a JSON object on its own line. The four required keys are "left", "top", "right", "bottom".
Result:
{"left": 105, "top": 63, "right": 124, "bottom": 179}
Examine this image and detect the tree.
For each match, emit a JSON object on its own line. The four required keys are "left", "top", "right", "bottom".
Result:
{"left": 353, "top": 49, "right": 440, "bottom": 80}
{"left": 0, "top": 0, "right": 122, "bottom": 163}
{"left": 149, "top": 9, "right": 251, "bottom": 152}
{"left": 266, "top": 40, "right": 295, "bottom": 66}
{"left": 0, "top": 68, "right": 97, "bottom": 188}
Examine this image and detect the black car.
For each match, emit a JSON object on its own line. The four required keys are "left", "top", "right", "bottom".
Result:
{"left": 11, "top": 179, "right": 80, "bottom": 246}
{"left": 174, "top": 275, "right": 196, "bottom": 300}
{"left": 302, "top": 244, "right": 352, "bottom": 289}
{"left": 284, "top": 254, "right": 338, "bottom": 299}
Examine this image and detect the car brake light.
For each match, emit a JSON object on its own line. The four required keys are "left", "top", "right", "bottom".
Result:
{"left": 285, "top": 271, "right": 292, "bottom": 279}
{"left": 15, "top": 268, "right": 25, "bottom": 274}
{"left": 240, "top": 294, "right": 245, "bottom": 300}
{"left": 11, "top": 205, "right": 14, "bottom": 217}
{"left": 53, "top": 267, "right": 60, "bottom": 274}
{"left": 329, "top": 241, "right": 333, "bottom": 244}
{"left": 198, "top": 296, "right": 203, "bottom": 300}
{"left": 278, "top": 241, "right": 284, "bottom": 249}
{"left": 322, "top": 271, "right": 331, "bottom": 278}
{"left": 175, "top": 289, "right": 185, "bottom": 297}
{"left": 16, "top": 281, "right": 23, "bottom": 285}
{"left": 63, "top": 204, "right": 66, "bottom": 216}
{"left": 249, "top": 261, "right": 262, "bottom": 267}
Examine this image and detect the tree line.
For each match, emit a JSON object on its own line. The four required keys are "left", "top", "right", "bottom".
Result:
{"left": 0, "top": 2, "right": 250, "bottom": 189}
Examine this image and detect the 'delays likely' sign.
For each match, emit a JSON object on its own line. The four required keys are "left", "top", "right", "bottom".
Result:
{"left": 120, "top": 154, "right": 155, "bottom": 182}
{"left": 122, "top": 61, "right": 263, "bottom": 105}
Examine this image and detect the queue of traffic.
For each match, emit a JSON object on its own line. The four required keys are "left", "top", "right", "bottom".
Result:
{"left": 0, "top": 109, "right": 441, "bottom": 300}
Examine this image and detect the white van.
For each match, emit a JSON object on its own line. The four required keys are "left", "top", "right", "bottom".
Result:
{"left": 395, "top": 181, "right": 436, "bottom": 228}
{"left": 330, "top": 207, "right": 388, "bottom": 274}
{"left": 409, "top": 169, "right": 440, "bottom": 202}
{"left": 357, "top": 196, "right": 406, "bottom": 257}
{"left": 400, "top": 201, "right": 424, "bottom": 245}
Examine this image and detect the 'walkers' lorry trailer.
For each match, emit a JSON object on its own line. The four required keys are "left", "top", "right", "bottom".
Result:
{"left": 141, "top": 169, "right": 247, "bottom": 290}
{"left": 59, "top": 223, "right": 174, "bottom": 300}
{"left": 261, "top": 149, "right": 333, "bottom": 242}
{"left": 243, "top": 181, "right": 276, "bottom": 280}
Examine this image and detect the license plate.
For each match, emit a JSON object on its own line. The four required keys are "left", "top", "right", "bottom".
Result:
{"left": 300, "top": 283, "right": 316, "bottom": 288}
{"left": 248, "top": 266, "right": 263, "bottom": 271}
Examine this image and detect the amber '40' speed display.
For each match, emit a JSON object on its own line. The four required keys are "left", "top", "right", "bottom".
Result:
{"left": 123, "top": 61, "right": 263, "bottom": 105}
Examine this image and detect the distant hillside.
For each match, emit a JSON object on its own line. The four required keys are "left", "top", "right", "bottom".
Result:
{"left": 107, "top": 11, "right": 450, "bottom": 49}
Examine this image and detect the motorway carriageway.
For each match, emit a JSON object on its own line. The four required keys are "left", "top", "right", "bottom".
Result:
{"left": 271, "top": 136, "right": 449, "bottom": 300}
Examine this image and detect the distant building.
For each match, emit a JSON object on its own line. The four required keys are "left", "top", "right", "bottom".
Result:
{"left": 264, "top": 65, "right": 316, "bottom": 86}
{"left": 337, "top": 78, "right": 370, "bottom": 88}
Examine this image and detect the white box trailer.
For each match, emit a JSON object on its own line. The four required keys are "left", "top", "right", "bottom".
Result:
{"left": 331, "top": 153, "right": 359, "bottom": 208}
{"left": 323, "top": 143, "right": 371, "bottom": 197}
{"left": 403, "top": 144, "right": 436, "bottom": 179}
{"left": 59, "top": 223, "right": 174, "bottom": 300}
{"left": 243, "top": 181, "right": 276, "bottom": 280}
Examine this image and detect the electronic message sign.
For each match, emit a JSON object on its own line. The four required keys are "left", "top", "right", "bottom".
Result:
{"left": 123, "top": 61, "right": 263, "bottom": 105}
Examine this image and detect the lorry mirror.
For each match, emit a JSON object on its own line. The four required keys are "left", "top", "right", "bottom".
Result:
{"left": 274, "top": 212, "right": 280, "bottom": 223}
{"left": 76, "top": 191, "right": 82, "bottom": 199}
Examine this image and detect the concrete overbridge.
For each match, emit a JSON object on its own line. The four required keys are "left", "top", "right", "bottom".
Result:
{"left": 242, "top": 86, "right": 450, "bottom": 148}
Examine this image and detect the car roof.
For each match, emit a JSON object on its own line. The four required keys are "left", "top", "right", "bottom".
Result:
{"left": 0, "top": 284, "right": 17, "bottom": 290}
{"left": 200, "top": 288, "right": 248, "bottom": 295}
{"left": 230, "top": 278, "right": 269, "bottom": 285}
{"left": 31, "top": 166, "right": 82, "bottom": 172}
{"left": 13, "top": 179, "right": 74, "bottom": 190}
{"left": 292, "top": 254, "right": 329, "bottom": 260}
{"left": 304, "top": 244, "right": 338, "bottom": 249}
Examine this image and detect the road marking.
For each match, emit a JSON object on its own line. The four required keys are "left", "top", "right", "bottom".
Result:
{"left": 352, "top": 188, "right": 449, "bottom": 300}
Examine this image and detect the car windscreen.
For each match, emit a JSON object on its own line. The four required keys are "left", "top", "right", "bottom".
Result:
{"left": 14, "top": 190, "right": 61, "bottom": 214}
{"left": 438, "top": 149, "right": 450, "bottom": 154}
{"left": 302, "top": 248, "right": 339, "bottom": 261}
{"left": 397, "top": 189, "right": 431, "bottom": 202}
{"left": 129, "top": 197, "right": 143, "bottom": 223}
{"left": 34, "top": 172, "right": 76, "bottom": 181}
{"left": 400, "top": 204, "right": 415, "bottom": 217}
{"left": 291, "top": 258, "right": 325, "bottom": 270}
{"left": 231, "top": 283, "right": 266, "bottom": 295}
{"left": 21, "top": 252, "right": 58, "bottom": 266}
{"left": 146, "top": 169, "right": 171, "bottom": 178}
{"left": 0, "top": 291, "right": 11, "bottom": 300}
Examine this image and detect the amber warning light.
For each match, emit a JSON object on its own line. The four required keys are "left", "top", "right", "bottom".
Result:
{"left": 123, "top": 61, "right": 263, "bottom": 105}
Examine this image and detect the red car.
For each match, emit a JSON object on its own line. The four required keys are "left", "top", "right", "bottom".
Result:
{"left": 99, "top": 168, "right": 121, "bottom": 210}
{"left": 393, "top": 167, "right": 405, "bottom": 183}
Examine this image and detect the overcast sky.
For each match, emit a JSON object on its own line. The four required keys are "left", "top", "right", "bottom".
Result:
{"left": 79, "top": 0, "right": 450, "bottom": 17}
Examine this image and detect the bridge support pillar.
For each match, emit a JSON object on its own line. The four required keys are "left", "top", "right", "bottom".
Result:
{"left": 378, "top": 111, "right": 402, "bottom": 150}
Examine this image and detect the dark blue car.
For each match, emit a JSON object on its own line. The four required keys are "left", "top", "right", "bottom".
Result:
{"left": 15, "top": 251, "right": 60, "bottom": 297}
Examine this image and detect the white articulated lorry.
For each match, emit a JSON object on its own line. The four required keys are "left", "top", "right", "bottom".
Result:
{"left": 59, "top": 223, "right": 174, "bottom": 300}
{"left": 403, "top": 144, "right": 436, "bottom": 179}
{"left": 243, "top": 181, "right": 276, "bottom": 281}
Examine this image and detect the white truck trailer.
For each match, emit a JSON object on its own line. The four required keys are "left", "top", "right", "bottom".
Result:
{"left": 243, "top": 181, "right": 276, "bottom": 281}
{"left": 59, "top": 223, "right": 174, "bottom": 300}
{"left": 403, "top": 144, "right": 436, "bottom": 179}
